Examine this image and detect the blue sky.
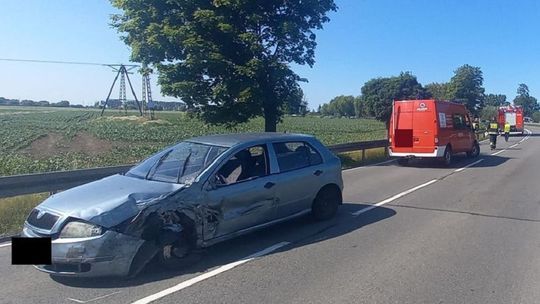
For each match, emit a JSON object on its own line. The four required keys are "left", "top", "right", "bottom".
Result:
{"left": 0, "top": 0, "right": 538, "bottom": 108}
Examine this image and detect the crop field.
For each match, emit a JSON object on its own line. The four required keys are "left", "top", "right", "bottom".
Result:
{"left": 0, "top": 106, "right": 387, "bottom": 176}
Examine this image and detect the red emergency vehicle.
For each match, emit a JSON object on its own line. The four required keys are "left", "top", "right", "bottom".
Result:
{"left": 388, "top": 99, "right": 480, "bottom": 166}
{"left": 498, "top": 105, "right": 524, "bottom": 135}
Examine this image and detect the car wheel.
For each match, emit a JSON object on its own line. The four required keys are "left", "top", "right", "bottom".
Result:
{"left": 157, "top": 239, "right": 201, "bottom": 269}
{"left": 397, "top": 158, "right": 409, "bottom": 166}
{"left": 442, "top": 146, "right": 452, "bottom": 166}
{"left": 312, "top": 187, "right": 341, "bottom": 221}
{"left": 467, "top": 142, "right": 480, "bottom": 158}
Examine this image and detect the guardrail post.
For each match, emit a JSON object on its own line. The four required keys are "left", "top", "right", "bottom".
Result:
{"left": 361, "top": 149, "right": 366, "bottom": 162}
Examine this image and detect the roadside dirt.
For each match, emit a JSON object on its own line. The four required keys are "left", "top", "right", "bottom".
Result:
{"left": 21, "top": 132, "right": 116, "bottom": 158}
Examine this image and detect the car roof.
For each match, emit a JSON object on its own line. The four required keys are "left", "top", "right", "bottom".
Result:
{"left": 187, "top": 132, "right": 315, "bottom": 147}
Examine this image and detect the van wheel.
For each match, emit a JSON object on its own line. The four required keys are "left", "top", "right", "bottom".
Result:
{"left": 312, "top": 187, "right": 341, "bottom": 221}
{"left": 467, "top": 142, "right": 480, "bottom": 158}
{"left": 397, "top": 158, "right": 409, "bottom": 166}
{"left": 442, "top": 146, "right": 452, "bottom": 166}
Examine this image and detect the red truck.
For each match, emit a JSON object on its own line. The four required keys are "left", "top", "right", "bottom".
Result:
{"left": 498, "top": 105, "right": 524, "bottom": 135}
{"left": 388, "top": 99, "right": 480, "bottom": 166}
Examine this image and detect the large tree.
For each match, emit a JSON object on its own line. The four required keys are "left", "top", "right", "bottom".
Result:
{"left": 446, "top": 64, "right": 485, "bottom": 114}
{"left": 425, "top": 82, "right": 450, "bottom": 100}
{"left": 513, "top": 83, "right": 538, "bottom": 116}
{"left": 320, "top": 95, "right": 356, "bottom": 117}
{"left": 111, "top": 0, "right": 337, "bottom": 131}
{"left": 361, "top": 72, "right": 427, "bottom": 125}
{"left": 484, "top": 94, "right": 508, "bottom": 107}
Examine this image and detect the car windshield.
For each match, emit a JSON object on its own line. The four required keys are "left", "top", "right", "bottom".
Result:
{"left": 126, "top": 142, "right": 227, "bottom": 184}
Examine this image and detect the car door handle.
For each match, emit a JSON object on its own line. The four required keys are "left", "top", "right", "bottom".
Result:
{"left": 313, "top": 170, "right": 323, "bottom": 176}
{"left": 264, "top": 182, "right": 275, "bottom": 189}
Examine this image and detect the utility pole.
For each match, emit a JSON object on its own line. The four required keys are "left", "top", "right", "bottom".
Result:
{"left": 100, "top": 64, "right": 143, "bottom": 116}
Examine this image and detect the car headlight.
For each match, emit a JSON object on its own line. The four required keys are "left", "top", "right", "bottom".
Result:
{"left": 60, "top": 221, "right": 104, "bottom": 238}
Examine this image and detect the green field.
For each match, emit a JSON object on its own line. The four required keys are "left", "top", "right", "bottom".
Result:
{"left": 0, "top": 106, "right": 387, "bottom": 176}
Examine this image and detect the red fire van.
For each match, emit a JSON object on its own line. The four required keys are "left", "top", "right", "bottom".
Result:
{"left": 388, "top": 99, "right": 480, "bottom": 166}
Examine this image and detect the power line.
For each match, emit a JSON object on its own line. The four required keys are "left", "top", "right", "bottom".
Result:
{"left": 0, "top": 58, "right": 139, "bottom": 67}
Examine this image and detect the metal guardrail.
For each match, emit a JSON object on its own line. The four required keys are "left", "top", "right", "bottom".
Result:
{"left": 0, "top": 165, "right": 133, "bottom": 199}
{"left": 0, "top": 140, "right": 389, "bottom": 199}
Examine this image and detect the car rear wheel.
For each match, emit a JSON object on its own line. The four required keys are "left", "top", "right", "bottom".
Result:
{"left": 312, "top": 187, "right": 341, "bottom": 221}
{"left": 467, "top": 142, "right": 480, "bottom": 158}
{"left": 442, "top": 146, "right": 452, "bottom": 166}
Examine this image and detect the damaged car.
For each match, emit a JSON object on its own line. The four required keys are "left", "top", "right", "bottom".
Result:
{"left": 22, "top": 133, "right": 344, "bottom": 277}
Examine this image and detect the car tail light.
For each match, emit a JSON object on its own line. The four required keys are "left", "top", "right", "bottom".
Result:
{"left": 434, "top": 137, "right": 439, "bottom": 144}
{"left": 389, "top": 137, "right": 392, "bottom": 143}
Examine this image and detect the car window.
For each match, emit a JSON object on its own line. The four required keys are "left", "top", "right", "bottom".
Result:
{"left": 215, "top": 145, "right": 269, "bottom": 185}
{"left": 452, "top": 114, "right": 466, "bottom": 129}
{"left": 273, "top": 141, "right": 322, "bottom": 172}
{"left": 306, "top": 144, "right": 323, "bottom": 165}
{"left": 128, "top": 142, "right": 227, "bottom": 184}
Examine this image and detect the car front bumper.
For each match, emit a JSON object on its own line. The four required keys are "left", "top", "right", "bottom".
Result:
{"left": 22, "top": 226, "right": 145, "bottom": 277}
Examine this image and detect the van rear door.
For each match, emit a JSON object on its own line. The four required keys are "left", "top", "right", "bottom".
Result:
{"left": 411, "top": 100, "right": 435, "bottom": 153}
{"left": 505, "top": 112, "right": 517, "bottom": 126}
{"left": 393, "top": 101, "right": 414, "bottom": 149}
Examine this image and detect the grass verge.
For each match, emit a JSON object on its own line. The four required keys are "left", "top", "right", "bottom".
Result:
{"left": 0, "top": 193, "right": 48, "bottom": 237}
{"left": 338, "top": 147, "right": 388, "bottom": 169}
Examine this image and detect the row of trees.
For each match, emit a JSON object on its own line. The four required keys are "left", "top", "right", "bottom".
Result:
{"left": 0, "top": 97, "right": 79, "bottom": 108}
{"left": 0, "top": 96, "right": 192, "bottom": 112}
{"left": 319, "top": 64, "right": 539, "bottom": 124}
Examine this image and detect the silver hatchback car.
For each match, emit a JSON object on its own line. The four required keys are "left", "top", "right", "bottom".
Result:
{"left": 22, "top": 133, "right": 343, "bottom": 277}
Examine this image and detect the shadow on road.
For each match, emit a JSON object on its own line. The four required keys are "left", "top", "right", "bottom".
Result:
{"left": 52, "top": 203, "right": 396, "bottom": 288}
{"left": 380, "top": 153, "right": 512, "bottom": 169}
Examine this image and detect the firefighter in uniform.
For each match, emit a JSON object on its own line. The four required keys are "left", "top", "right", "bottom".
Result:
{"left": 504, "top": 121, "right": 511, "bottom": 142}
{"left": 473, "top": 116, "right": 480, "bottom": 131}
{"left": 488, "top": 117, "right": 499, "bottom": 150}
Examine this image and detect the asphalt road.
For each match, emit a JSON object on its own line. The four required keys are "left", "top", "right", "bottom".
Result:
{"left": 1, "top": 128, "right": 539, "bottom": 304}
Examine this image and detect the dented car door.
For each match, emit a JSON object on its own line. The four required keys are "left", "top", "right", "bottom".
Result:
{"left": 203, "top": 145, "right": 277, "bottom": 239}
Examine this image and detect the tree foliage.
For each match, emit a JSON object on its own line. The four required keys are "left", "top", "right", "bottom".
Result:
{"left": 284, "top": 95, "right": 308, "bottom": 116}
{"left": 320, "top": 95, "right": 356, "bottom": 117}
{"left": 446, "top": 64, "right": 485, "bottom": 114}
{"left": 361, "top": 72, "right": 427, "bottom": 124}
{"left": 513, "top": 83, "right": 539, "bottom": 116}
{"left": 484, "top": 94, "right": 508, "bottom": 107}
{"left": 425, "top": 82, "right": 450, "bottom": 100}
{"left": 353, "top": 96, "right": 364, "bottom": 118}
{"left": 111, "top": 0, "right": 337, "bottom": 131}
{"left": 480, "top": 105, "right": 498, "bottom": 121}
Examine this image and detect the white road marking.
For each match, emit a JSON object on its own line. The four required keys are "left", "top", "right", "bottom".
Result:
{"left": 351, "top": 156, "right": 492, "bottom": 216}
{"left": 0, "top": 242, "right": 11, "bottom": 248}
{"left": 67, "top": 291, "right": 122, "bottom": 303}
{"left": 131, "top": 241, "right": 290, "bottom": 304}
{"left": 509, "top": 144, "right": 518, "bottom": 148}
{"left": 351, "top": 179, "right": 438, "bottom": 216}
{"left": 454, "top": 159, "right": 484, "bottom": 172}
{"left": 491, "top": 149, "right": 506, "bottom": 156}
